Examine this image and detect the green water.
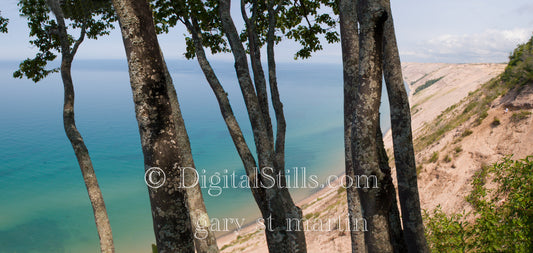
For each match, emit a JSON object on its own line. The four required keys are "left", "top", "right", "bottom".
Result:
{"left": 0, "top": 59, "right": 398, "bottom": 252}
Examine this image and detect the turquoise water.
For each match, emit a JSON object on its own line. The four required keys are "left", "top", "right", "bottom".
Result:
{"left": 0, "top": 59, "right": 398, "bottom": 252}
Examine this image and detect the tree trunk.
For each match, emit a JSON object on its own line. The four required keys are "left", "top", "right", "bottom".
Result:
{"left": 338, "top": 0, "right": 366, "bottom": 252}
{"left": 376, "top": 117, "right": 407, "bottom": 253}
{"left": 61, "top": 58, "right": 115, "bottom": 253}
{"left": 380, "top": 1, "right": 429, "bottom": 252}
{"left": 351, "top": 0, "right": 392, "bottom": 252}
{"left": 213, "top": 1, "right": 307, "bottom": 251}
{"left": 161, "top": 50, "right": 219, "bottom": 252}
{"left": 240, "top": 0, "right": 274, "bottom": 146}
{"left": 46, "top": 0, "right": 115, "bottom": 252}
{"left": 111, "top": 0, "right": 203, "bottom": 251}
{"left": 184, "top": 18, "right": 262, "bottom": 202}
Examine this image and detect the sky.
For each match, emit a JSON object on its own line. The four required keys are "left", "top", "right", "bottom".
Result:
{"left": 0, "top": 0, "right": 532, "bottom": 64}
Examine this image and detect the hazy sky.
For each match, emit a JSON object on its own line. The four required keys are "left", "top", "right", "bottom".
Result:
{"left": 1, "top": 0, "right": 532, "bottom": 64}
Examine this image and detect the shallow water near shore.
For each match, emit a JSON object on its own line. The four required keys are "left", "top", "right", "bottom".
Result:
{"left": 0, "top": 59, "right": 400, "bottom": 252}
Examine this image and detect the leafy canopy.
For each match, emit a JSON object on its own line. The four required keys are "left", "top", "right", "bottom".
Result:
{"left": 13, "top": 0, "right": 115, "bottom": 82}
{"left": 150, "top": 0, "right": 339, "bottom": 60}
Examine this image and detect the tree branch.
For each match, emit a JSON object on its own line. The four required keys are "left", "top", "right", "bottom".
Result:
{"left": 188, "top": 16, "right": 265, "bottom": 205}
{"left": 218, "top": 0, "right": 274, "bottom": 170}
{"left": 267, "top": 0, "right": 286, "bottom": 174}
{"left": 71, "top": 22, "right": 87, "bottom": 57}
{"left": 46, "top": 0, "right": 70, "bottom": 58}
{"left": 240, "top": 0, "right": 275, "bottom": 148}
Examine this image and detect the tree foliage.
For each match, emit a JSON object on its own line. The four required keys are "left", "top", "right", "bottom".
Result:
{"left": 149, "top": 1, "right": 342, "bottom": 251}
{"left": 0, "top": 11, "right": 8, "bottom": 33}
{"left": 151, "top": 0, "right": 230, "bottom": 59}
{"left": 13, "top": 0, "right": 115, "bottom": 82}
{"left": 151, "top": 0, "right": 339, "bottom": 59}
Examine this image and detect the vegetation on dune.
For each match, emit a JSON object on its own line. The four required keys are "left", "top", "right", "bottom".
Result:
{"left": 424, "top": 156, "right": 533, "bottom": 252}
{"left": 414, "top": 36, "right": 533, "bottom": 152}
{"left": 502, "top": 36, "right": 533, "bottom": 87}
{"left": 421, "top": 36, "right": 533, "bottom": 253}
{"left": 413, "top": 76, "right": 445, "bottom": 95}
{"left": 510, "top": 110, "right": 532, "bottom": 123}
{"left": 411, "top": 73, "right": 429, "bottom": 86}
{"left": 428, "top": 151, "right": 439, "bottom": 163}
{"left": 490, "top": 117, "right": 501, "bottom": 127}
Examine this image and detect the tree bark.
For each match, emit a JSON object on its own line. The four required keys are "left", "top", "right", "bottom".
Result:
{"left": 61, "top": 62, "right": 115, "bottom": 253}
{"left": 338, "top": 0, "right": 366, "bottom": 251}
{"left": 351, "top": 0, "right": 392, "bottom": 252}
{"left": 264, "top": 3, "right": 307, "bottom": 252}
{"left": 376, "top": 117, "right": 407, "bottom": 253}
{"left": 184, "top": 18, "right": 263, "bottom": 205}
{"left": 266, "top": 0, "right": 287, "bottom": 190}
{"left": 161, "top": 50, "right": 219, "bottom": 252}
{"left": 240, "top": 0, "right": 274, "bottom": 146}
{"left": 46, "top": 0, "right": 114, "bottom": 252}
{"left": 111, "top": 0, "right": 203, "bottom": 251}
{"left": 380, "top": 1, "right": 429, "bottom": 252}
{"left": 214, "top": 1, "right": 307, "bottom": 251}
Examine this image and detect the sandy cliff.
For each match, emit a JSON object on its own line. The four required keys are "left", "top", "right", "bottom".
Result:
{"left": 217, "top": 62, "right": 532, "bottom": 252}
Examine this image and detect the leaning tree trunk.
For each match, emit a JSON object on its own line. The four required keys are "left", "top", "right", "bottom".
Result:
{"left": 60, "top": 60, "right": 115, "bottom": 253}
{"left": 338, "top": 0, "right": 366, "bottom": 251}
{"left": 380, "top": 1, "right": 429, "bottom": 252}
{"left": 207, "top": 1, "right": 307, "bottom": 251}
{"left": 376, "top": 116, "right": 407, "bottom": 253}
{"left": 61, "top": 54, "right": 115, "bottom": 253}
{"left": 162, "top": 52, "right": 219, "bottom": 252}
{"left": 46, "top": 0, "right": 114, "bottom": 252}
{"left": 183, "top": 18, "right": 260, "bottom": 197}
{"left": 351, "top": 0, "right": 394, "bottom": 252}
{"left": 111, "top": 0, "right": 207, "bottom": 251}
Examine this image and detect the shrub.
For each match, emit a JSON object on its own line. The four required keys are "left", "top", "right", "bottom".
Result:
{"left": 461, "top": 129, "right": 473, "bottom": 137}
{"left": 416, "top": 164, "right": 423, "bottom": 175}
{"left": 428, "top": 152, "right": 439, "bottom": 163}
{"left": 423, "top": 207, "right": 470, "bottom": 252}
{"left": 424, "top": 156, "right": 533, "bottom": 252}
{"left": 304, "top": 212, "right": 319, "bottom": 220}
{"left": 491, "top": 117, "right": 500, "bottom": 127}
{"left": 501, "top": 36, "right": 533, "bottom": 87}
{"left": 454, "top": 146, "right": 463, "bottom": 154}
{"left": 474, "top": 110, "right": 489, "bottom": 126}
{"left": 510, "top": 110, "right": 532, "bottom": 123}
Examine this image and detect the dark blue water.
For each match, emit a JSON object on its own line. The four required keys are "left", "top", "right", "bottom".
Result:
{"left": 0, "top": 59, "right": 399, "bottom": 252}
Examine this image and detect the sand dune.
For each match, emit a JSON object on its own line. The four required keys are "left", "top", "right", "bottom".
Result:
{"left": 218, "top": 62, "right": 533, "bottom": 252}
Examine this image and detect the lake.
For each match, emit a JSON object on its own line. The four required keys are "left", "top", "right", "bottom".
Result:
{"left": 0, "top": 59, "right": 399, "bottom": 252}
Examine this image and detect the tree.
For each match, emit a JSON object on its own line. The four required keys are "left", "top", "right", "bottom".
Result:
{"left": 110, "top": 0, "right": 218, "bottom": 252}
{"left": 13, "top": 0, "right": 116, "bottom": 252}
{"left": 338, "top": 0, "right": 427, "bottom": 252}
{"left": 338, "top": 0, "right": 365, "bottom": 251}
{"left": 151, "top": 0, "right": 338, "bottom": 251}
{"left": 381, "top": 0, "right": 428, "bottom": 251}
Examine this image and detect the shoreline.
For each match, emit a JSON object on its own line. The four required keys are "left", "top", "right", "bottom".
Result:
{"left": 215, "top": 63, "right": 420, "bottom": 249}
{"left": 215, "top": 172, "right": 347, "bottom": 247}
